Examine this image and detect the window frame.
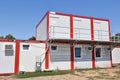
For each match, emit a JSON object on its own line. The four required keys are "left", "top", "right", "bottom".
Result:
{"left": 5, "top": 44, "right": 13, "bottom": 50}
{"left": 74, "top": 47, "right": 82, "bottom": 58}
{"left": 4, "top": 44, "right": 14, "bottom": 56}
{"left": 51, "top": 45, "right": 57, "bottom": 51}
{"left": 22, "top": 44, "right": 30, "bottom": 51}
{"left": 95, "top": 47, "right": 101, "bottom": 58}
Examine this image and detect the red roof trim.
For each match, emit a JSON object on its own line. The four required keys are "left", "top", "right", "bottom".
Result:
{"left": 36, "top": 11, "right": 49, "bottom": 29}
{"left": 55, "top": 12, "right": 71, "bottom": 16}
{"left": 0, "top": 39, "right": 46, "bottom": 43}
{"left": 115, "top": 46, "right": 120, "bottom": 48}
{"left": 54, "top": 11, "right": 109, "bottom": 21}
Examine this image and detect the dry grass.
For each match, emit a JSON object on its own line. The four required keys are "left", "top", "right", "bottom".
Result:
{"left": 0, "top": 64, "right": 120, "bottom": 80}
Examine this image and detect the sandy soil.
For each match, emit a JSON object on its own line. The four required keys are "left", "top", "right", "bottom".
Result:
{"left": 0, "top": 65, "right": 120, "bottom": 80}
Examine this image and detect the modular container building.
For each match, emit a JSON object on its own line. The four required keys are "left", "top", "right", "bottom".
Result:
{"left": 0, "top": 11, "right": 113, "bottom": 75}
{"left": 0, "top": 39, "right": 46, "bottom": 75}
{"left": 112, "top": 46, "right": 120, "bottom": 64}
{"left": 36, "top": 11, "right": 112, "bottom": 71}
{"left": 0, "top": 39, "right": 17, "bottom": 75}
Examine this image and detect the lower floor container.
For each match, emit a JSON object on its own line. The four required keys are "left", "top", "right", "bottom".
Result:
{"left": 0, "top": 40, "right": 112, "bottom": 75}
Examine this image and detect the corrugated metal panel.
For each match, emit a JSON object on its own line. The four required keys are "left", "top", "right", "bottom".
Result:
{"left": 49, "top": 14, "right": 70, "bottom": 39}
{"left": 112, "top": 47, "right": 120, "bottom": 64}
{"left": 19, "top": 42, "right": 45, "bottom": 72}
{"left": 74, "top": 45, "right": 92, "bottom": 69}
{"left": 37, "top": 16, "right": 47, "bottom": 40}
{"left": 73, "top": 17, "right": 91, "bottom": 40}
{"left": 50, "top": 44, "right": 70, "bottom": 70}
{"left": 93, "top": 20, "right": 109, "bottom": 41}
{"left": 0, "top": 42, "right": 15, "bottom": 73}
{"left": 95, "top": 45, "right": 111, "bottom": 67}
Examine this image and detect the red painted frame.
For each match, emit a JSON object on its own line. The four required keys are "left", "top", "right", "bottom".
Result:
{"left": 36, "top": 11, "right": 111, "bottom": 70}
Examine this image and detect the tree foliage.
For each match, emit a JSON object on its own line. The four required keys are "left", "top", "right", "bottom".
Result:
{"left": 0, "top": 36, "right": 4, "bottom": 39}
{"left": 28, "top": 36, "right": 36, "bottom": 40}
{"left": 5, "top": 34, "right": 16, "bottom": 40}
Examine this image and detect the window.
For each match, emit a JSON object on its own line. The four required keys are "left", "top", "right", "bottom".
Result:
{"left": 5, "top": 45, "right": 13, "bottom": 50}
{"left": 23, "top": 45, "right": 30, "bottom": 50}
{"left": 51, "top": 46, "right": 57, "bottom": 51}
{"left": 5, "top": 45, "right": 13, "bottom": 56}
{"left": 75, "top": 48, "right": 81, "bottom": 58}
{"left": 96, "top": 48, "right": 101, "bottom": 57}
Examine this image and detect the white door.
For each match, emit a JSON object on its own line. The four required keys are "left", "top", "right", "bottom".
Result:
{"left": 95, "top": 47, "right": 102, "bottom": 67}
{"left": 0, "top": 44, "right": 15, "bottom": 74}
{"left": 74, "top": 47, "right": 82, "bottom": 69}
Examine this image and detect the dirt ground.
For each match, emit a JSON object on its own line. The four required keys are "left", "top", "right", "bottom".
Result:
{"left": 0, "top": 64, "right": 120, "bottom": 80}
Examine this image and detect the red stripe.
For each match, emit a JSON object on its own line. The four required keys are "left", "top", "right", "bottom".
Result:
{"left": 70, "top": 44, "right": 74, "bottom": 70}
{"left": 108, "top": 20, "right": 111, "bottom": 41}
{"left": 92, "top": 17, "right": 109, "bottom": 21}
{"left": 14, "top": 40, "right": 20, "bottom": 73}
{"left": 45, "top": 11, "right": 50, "bottom": 69}
{"left": 45, "top": 42, "right": 49, "bottom": 69}
{"left": 91, "top": 18, "right": 94, "bottom": 40}
{"left": 56, "top": 12, "right": 70, "bottom": 16}
{"left": 0, "top": 73, "right": 14, "bottom": 76}
{"left": 70, "top": 15, "right": 73, "bottom": 39}
{"left": 36, "top": 11, "right": 49, "bottom": 40}
{"left": 36, "top": 11, "right": 49, "bottom": 29}
{"left": 92, "top": 47, "right": 95, "bottom": 68}
{"left": 110, "top": 50, "right": 112, "bottom": 67}
{"left": 20, "top": 40, "right": 46, "bottom": 43}
{"left": 47, "top": 11, "right": 50, "bottom": 40}
{"left": 56, "top": 12, "right": 109, "bottom": 21}
{"left": 115, "top": 46, "right": 120, "bottom": 48}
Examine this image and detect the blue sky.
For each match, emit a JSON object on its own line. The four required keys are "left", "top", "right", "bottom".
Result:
{"left": 0, "top": 0, "right": 120, "bottom": 39}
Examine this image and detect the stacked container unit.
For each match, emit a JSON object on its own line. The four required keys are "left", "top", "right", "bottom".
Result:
{"left": 36, "top": 11, "right": 112, "bottom": 71}
{"left": 0, "top": 40, "right": 46, "bottom": 75}
{"left": 0, "top": 40, "right": 20, "bottom": 75}
{"left": 19, "top": 41, "right": 46, "bottom": 72}
{"left": 112, "top": 46, "right": 120, "bottom": 64}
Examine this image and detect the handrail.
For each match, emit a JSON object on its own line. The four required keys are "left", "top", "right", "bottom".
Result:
{"left": 49, "top": 26, "right": 110, "bottom": 41}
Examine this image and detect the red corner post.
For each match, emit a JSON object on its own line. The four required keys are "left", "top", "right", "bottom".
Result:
{"left": 45, "top": 11, "right": 50, "bottom": 69}
{"left": 110, "top": 50, "right": 112, "bottom": 67}
{"left": 70, "top": 14, "right": 73, "bottom": 39}
{"left": 45, "top": 42, "right": 49, "bottom": 69}
{"left": 92, "top": 46, "right": 95, "bottom": 68}
{"left": 70, "top": 43, "right": 74, "bottom": 70}
{"left": 91, "top": 18, "right": 94, "bottom": 40}
{"left": 91, "top": 18, "right": 95, "bottom": 68}
{"left": 14, "top": 40, "right": 20, "bottom": 74}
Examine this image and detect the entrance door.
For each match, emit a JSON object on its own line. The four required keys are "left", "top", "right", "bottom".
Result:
{"left": 74, "top": 47, "right": 81, "bottom": 69}
{"left": 95, "top": 47, "right": 102, "bottom": 67}
{"left": 0, "top": 44, "right": 15, "bottom": 74}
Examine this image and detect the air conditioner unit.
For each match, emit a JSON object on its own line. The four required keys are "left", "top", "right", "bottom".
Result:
{"left": 107, "top": 47, "right": 111, "bottom": 51}
{"left": 104, "top": 47, "right": 111, "bottom": 53}
{"left": 85, "top": 47, "right": 92, "bottom": 51}
{"left": 88, "top": 47, "right": 92, "bottom": 50}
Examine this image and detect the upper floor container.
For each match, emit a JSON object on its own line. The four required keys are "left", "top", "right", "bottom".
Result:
{"left": 36, "top": 11, "right": 110, "bottom": 41}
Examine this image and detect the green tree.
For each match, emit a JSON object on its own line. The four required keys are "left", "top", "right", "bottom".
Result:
{"left": 0, "top": 36, "right": 4, "bottom": 39}
{"left": 5, "top": 34, "right": 16, "bottom": 40}
{"left": 28, "top": 36, "right": 36, "bottom": 40}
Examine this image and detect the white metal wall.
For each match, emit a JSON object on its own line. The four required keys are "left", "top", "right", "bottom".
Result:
{"left": 73, "top": 17, "right": 91, "bottom": 40}
{"left": 36, "top": 16, "right": 47, "bottom": 40}
{"left": 19, "top": 42, "right": 45, "bottom": 72}
{"left": 50, "top": 44, "right": 70, "bottom": 70}
{"left": 95, "top": 45, "right": 111, "bottom": 68}
{"left": 0, "top": 42, "right": 15, "bottom": 74}
{"left": 93, "top": 20, "right": 109, "bottom": 41}
{"left": 112, "top": 47, "right": 120, "bottom": 64}
{"left": 74, "top": 44, "right": 92, "bottom": 69}
{"left": 49, "top": 13, "right": 70, "bottom": 39}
